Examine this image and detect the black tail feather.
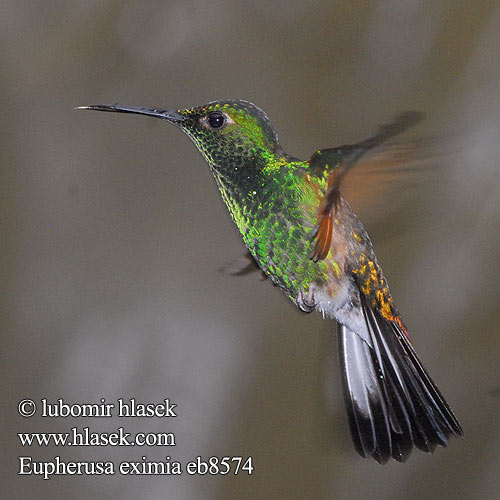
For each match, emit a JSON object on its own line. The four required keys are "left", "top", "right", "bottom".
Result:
{"left": 338, "top": 292, "right": 463, "bottom": 463}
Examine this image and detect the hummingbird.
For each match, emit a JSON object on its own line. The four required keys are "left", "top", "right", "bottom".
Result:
{"left": 79, "top": 100, "right": 463, "bottom": 463}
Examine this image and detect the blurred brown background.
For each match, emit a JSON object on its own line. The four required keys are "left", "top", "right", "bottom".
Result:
{"left": 2, "top": 1, "right": 500, "bottom": 499}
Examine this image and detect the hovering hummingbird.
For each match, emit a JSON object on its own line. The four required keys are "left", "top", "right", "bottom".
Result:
{"left": 79, "top": 100, "right": 463, "bottom": 463}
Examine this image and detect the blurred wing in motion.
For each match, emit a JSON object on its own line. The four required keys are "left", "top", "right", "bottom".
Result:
{"left": 340, "top": 135, "right": 448, "bottom": 216}
{"left": 220, "top": 250, "right": 268, "bottom": 280}
{"left": 309, "top": 112, "right": 425, "bottom": 261}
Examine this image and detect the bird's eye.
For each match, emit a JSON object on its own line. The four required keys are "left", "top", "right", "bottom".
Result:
{"left": 207, "top": 112, "right": 226, "bottom": 129}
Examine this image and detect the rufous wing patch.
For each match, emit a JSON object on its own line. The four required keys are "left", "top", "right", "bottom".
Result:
{"left": 312, "top": 170, "right": 340, "bottom": 262}
{"left": 312, "top": 209, "right": 333, "bottom": 262}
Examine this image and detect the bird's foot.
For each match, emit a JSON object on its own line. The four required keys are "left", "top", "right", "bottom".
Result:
{"left": 297, "top": 287, "right": 316, "bottom": 313}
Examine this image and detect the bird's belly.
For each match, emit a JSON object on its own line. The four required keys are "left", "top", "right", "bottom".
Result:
{"left": 255, "top": 218, "right": 351, "bottom": 312}
{"left": 241, "top": 192, "right": 358, "bottom": 313}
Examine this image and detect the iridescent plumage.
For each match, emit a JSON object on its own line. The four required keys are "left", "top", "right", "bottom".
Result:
{"left": 80, "top": 99, "right": 463, "bottom": 463}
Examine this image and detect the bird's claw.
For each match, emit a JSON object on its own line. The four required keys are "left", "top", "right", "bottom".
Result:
{"left": 297, "top": 288, "right": 316, "bottom": 313}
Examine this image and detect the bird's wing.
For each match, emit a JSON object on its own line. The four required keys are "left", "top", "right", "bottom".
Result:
{"left": 308, "top": 112, "right": 424, "bottom": 261}
{"left": 219, "top": 250, "right": 268, "bottom": 280}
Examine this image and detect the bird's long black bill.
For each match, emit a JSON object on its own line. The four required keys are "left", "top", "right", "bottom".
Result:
{"left": 76, "top": 104, "right": 186, "bottom": 123}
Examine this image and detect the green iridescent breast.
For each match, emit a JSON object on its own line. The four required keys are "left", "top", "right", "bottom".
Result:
{"left": 215, "top": 158, "right": 332, "bottom": 298}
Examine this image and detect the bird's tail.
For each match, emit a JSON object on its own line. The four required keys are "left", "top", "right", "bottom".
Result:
{"left": 337, "top": 292, "right": 463, "bottom": 463}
